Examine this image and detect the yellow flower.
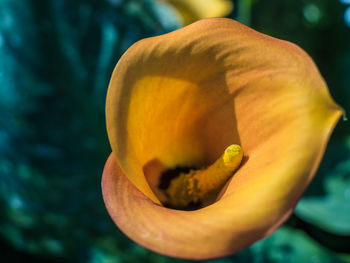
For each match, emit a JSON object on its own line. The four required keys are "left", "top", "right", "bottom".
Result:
{"left": 159, "top": 0, "right": 233, "bottom": 25}
{"left": 102, "top": 18, "right": 341, "bottom": 259}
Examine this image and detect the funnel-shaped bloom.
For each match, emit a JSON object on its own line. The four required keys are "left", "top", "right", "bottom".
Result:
{"left": 103, "top": 18, "right": 341, "bottom": 260}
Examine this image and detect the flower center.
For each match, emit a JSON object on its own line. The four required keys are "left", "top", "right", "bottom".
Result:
{"left": 147, "top": 145, "right": 243, "bottom": 210}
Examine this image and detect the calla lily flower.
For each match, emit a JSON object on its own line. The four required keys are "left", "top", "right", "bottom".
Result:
{"left": 102, "top": 18, "right": 342, "bottom": 260}
{"left": 159, "top": 0, "right": 233, "bottom": 25}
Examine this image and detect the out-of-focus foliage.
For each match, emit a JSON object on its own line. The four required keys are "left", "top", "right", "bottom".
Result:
{"left": 0, "top": 0, "right": 179, "bottom": 262}
{"left": 296, "top": 139, "right": 350, "bottom": 236}
{"left": 0, "top": 0, "right": 349, "bottom": 262}
{"left": 250, "top": 0, "right": 350, "bottom": 258}
{"left": 249, "top": 226, "right": 350, "bottom": 263}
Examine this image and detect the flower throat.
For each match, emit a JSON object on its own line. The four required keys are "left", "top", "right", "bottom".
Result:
{"left": 156, "top": 145, "right": 243, "bottom": 210}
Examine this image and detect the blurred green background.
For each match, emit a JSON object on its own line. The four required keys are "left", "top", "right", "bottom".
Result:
{"left": 0, "top": 0, "right": 349, "bottom": 262}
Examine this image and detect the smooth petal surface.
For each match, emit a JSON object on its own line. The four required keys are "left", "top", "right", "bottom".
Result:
{"left": 162, "top": 0, "right": 233, "bottom": 24}
{"left": 104, "top": 18, "right": 341, "bottom": 259}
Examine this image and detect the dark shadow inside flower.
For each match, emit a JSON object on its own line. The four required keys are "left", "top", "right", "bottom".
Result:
{"left": 112, "top": 41, "right": 248, "bottom": 208}
{"left": 143, "top": 159, "right": 201, "bottom": 210}
{"left": 143, "top": 153, "right": 250, "bottom": 210}
{"left": 115, "top": 46, "right": 243, "bottom": 164}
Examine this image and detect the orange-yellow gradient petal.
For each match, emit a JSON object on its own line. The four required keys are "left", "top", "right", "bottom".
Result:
{"left": 160, "top": 0, "right": 233, "bottom": 24}
{"left": 103, "top": 18, "right": 342, "bottom": 259}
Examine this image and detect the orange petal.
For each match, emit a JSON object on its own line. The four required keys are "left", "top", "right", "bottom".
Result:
{"left": 104, "top": 18, "right": 341, "bottom": 259}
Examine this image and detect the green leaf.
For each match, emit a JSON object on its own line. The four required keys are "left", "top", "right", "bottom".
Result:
{"left": 248, "top": 226, "right": 350, "bottom": 263}
{"left": 296, "top": 137, "right": 350, "bottom": 236}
